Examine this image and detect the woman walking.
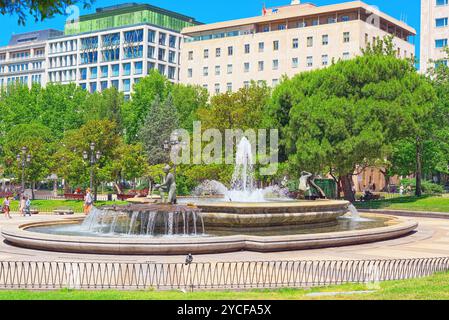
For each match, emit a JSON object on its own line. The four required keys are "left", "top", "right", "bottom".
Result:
{"left": 83, "top": 188, "right": 93, "bottom": 215}
{"left": 3, "top": 196, "right": 11, "bottom": 219}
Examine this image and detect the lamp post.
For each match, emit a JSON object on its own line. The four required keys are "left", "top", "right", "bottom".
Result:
{"left": 163, "top": 133, "right": 186, "bottom": 178}
{"left": 16, "top": 146, "right": 31, "bottom": 194}
{"left": 83, "top": 142, "right": 101, "bottom": 198}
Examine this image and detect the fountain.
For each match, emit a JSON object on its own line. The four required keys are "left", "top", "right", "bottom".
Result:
{"left": 1, "top": 137, "right": 418, "bottom": 255}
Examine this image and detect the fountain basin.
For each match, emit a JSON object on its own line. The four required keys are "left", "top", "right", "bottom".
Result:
{"left": 197, "top": 200, "right": 349, "bottom": 227}
{"left": 1, "top": 213, "right": 418, "bottom": 255}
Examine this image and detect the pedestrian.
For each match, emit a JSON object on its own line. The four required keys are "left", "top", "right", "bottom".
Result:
{"left": 84, "top": 188, "right": 93, "bottom": 215}
{"left": 25, "top": 197, "right": 31, "bottom": 216}
{"left": 400, "top": 185, "right": 405, "bottom": 196}
{"left": 2, "top": 196, "right": 11, "bottom": 219}
{"left": 19, "top": 195, "right": 26, "bottom": 216}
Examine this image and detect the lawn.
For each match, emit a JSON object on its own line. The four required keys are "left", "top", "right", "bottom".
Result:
{"left": 355, "top": 195, "right": 449, "bottom": 213}
{"left": 6, "top": 199, "right": 128, "bottom": 214}
{"left": 1, "top": 272, "right": 449, "bottom": 300}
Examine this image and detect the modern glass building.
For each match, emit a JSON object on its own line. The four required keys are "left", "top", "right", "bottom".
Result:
{"left": 46, "top": 3, "right": 201, "bottom": 98}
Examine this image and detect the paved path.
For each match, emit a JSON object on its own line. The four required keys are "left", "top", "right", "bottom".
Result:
{"left": 0, "top": 213, "right": 447, "bottom": 263}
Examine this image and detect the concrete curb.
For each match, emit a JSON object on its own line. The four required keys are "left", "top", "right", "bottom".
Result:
{"left": 360, "top": 209, "right": 449, "bottom": 220}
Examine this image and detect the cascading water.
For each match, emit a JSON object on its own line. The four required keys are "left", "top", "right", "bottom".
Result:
{"left": 79, "top": 206, "right": 205, "bottom": 237}
{"left": 192, "top": 137, "right": 290, "bottom": 203}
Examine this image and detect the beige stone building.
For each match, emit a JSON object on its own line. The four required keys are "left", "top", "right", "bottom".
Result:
{"left": 420, "top": 0, "right": 449, "bottom": 73}
{"left": 180, "top": 1, "right": 415, "bottom": 93}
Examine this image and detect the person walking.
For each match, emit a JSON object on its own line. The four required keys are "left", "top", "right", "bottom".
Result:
{"left": 3, "top": 197, "right": 11, "bottom": 219}
{"left": 84, "top": 188, "right": 93, "bottom": 215}
{"left": 19, "top": 195, "right": 26, "bottom": 216}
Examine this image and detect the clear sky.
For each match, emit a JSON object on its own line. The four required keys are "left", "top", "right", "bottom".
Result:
{"left": 0, "top": 0, "right": 421, "bottom": 58}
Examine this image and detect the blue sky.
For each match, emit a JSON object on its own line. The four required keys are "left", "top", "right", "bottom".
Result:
{"left": 0, "top": 0, "right": 421, "bottom": 58}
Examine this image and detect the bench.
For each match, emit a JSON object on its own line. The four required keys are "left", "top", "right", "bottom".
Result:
{"left": 53, "top": 209, "right": 74, "bottom": 216}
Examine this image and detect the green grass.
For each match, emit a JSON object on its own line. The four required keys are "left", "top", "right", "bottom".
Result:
{"left": 6, "top": 199, "right": 128, "bottom": 214}
{"left": 1, "top": 272, "right": 449, "bottom": 300}
{"left": 355, "top": 195, "right": 449, "bottom": 213}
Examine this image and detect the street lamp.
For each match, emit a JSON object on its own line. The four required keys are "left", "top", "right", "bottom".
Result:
{"left": 83, "top": 142, "right": 101, "bottom": 197}
{"left": 17, "top": 146, "right": 31, "bottom": 194}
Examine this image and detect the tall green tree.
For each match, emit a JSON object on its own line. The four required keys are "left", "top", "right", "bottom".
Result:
{"left": 138, "top": 94, "right": 179, "bottom": 165}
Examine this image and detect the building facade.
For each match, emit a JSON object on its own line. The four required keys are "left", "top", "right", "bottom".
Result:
{"left": 0, "top": 29, "right": 63, "bottom": 89}
{"left": 46, "top": 3, "right": 201, "bottom": 98}
{"left": 180, "top": 1, "right": 416, "bottom": 93}
{"left": 420, "top": 0, "right": 449, "bottom": 73}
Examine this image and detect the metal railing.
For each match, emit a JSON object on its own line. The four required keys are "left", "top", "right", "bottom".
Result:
{"left": 0, "top": 258, "right": 448, "bottom": 291}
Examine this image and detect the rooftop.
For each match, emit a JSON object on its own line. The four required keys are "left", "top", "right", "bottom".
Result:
{"left": 182, "top": 1, "right": 415, "bottom": 36}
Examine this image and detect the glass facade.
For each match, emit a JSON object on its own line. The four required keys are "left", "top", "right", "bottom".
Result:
{"left": 65, "top": 5, "right": 199, "bottom": 35}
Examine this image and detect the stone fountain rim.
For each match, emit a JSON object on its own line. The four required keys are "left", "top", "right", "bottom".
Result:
{"left": 1, "top": 214, "right": 418, "bottom": 255}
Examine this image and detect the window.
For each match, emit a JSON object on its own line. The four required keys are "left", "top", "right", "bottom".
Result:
{"left": 322, "top": 54, "right": 328, "bottom": 66}
{"left": 214, "top": 83, "right": 220, "bottom": 94}
{"left": 244, "top": 44, "right": 250, "bottom": 54}
{"left": 188, "top": 51, "right": 193, "bottom": 61}
{"left": 436, "top": 39, "right": 448, "bottom": 48}
{"left": 278, "top": 24, "right": 286, "bottom": 30}
{"left": 343, "top": 32, "right": 350, "bottom": 43}
{"left": 134, "top": 61, "right": 143, "bottom": 75}
{"left": 341, "top": 15, "right": 350, "bottom": 22}
{"left": 168, "top": 66, "right": 176, "bottom": 80}
{"left": 259, "top": 42, "right": 264, "bottom": 52}
{"left": 244, "top": 62, "right": 250, "bottom": 73}
{"left": 111, "top": 64, "right": 119, "bottom": 77}
{"left": 159, "top": 33, "right": 166, "bottom": 46}
{"left": 123, "top": 79, "right": 131, "bottom": 92}
{"left": 292, "top": 38, "right": 299, "bottom": 49}
{"left": 227, "top": 83, "right": 232, "bottom": 92}
{"left": 322, "top": 34, "right": 329, "bottom": 45}
{"left": 158, "top": 48, "right": 166, "bottom": 61}
{"left": 272, "top": 59, "right": 279, "bottom": 70}
{"left": 216, "top": 48, "right": 221, "bottom": 57}
{"left": 312, "top": 19, "right": 319, "bottom": 26}
{"left": 111, "top": 80, "right": 119, "bottom": 89}
{"left": 258, "top": 61, "right": 264, "bottom": 71}
{"left": 227, "top": 64, "right": 233, "bottom": 74}
{"left": 292, "top": 58, "right": 299, "bottom": 68}
{"left": 272, "top": 79, "right": 279, "bottom": 86}
{"left": 203, "top": 67, "right": 209, "bottom": 76}
{"left": 243, "top": 81, "right": 250, "bottom": 89}
{"left": 169, "top": 35, "right": 177, "bottom": 48}
{"left": 101, "top": 81, "right": 108, "bottom": 91}
{"left": 273, "top": 41, "right": 279, "bottom": 51}
{"left": 327, "top": 17, "right": 336, "bottom": 24}
{"left": 215, "top": 65, "right": 221, "bottom": 76}
{"left": 228, "top": 46, "right": 234, "bottom": 56}
{"left": 100, "top": 66, "right": 108, "bottom": 78}
{"left": 307, "top": 36, "right": 313, "bottom": 47}
{"left": 436, "top": 18, "right": 449, "bottom": 27}
{"left": 89, "top": 82, "right": 97, "bottom": 93}
{"left": 204, "top": 49, "right": 209, "bottom": 58}
{"left": 122, "top": 63, "right": 131, "bottom": 76}
{"left": 437, "top": 0, "right": 448, "bottom": 5}
{"left": 343, "top": 52, "right": 350, "bottom": 60}
{"left": 148, "top": 30, "right": 156, "bottom": 43}
{"left": 148, "top": 62, "right": 155, "bottom": 71}
{"left": 168, "top": 51, "right": 176, "bottom": 63}
{"left": 148, "top": 46, "right": 155, "bottom": 59}
{"left": 188, "top": 68, "right": 193, "bottom": 78}
{"left": 80, "top": 68, "right": 87, "bottom": 80}
{"left": 365, "top": 33, "right": 369, "bottom": 44}
{"left": 306, "top": 56, "right": 313, "bottom": 67}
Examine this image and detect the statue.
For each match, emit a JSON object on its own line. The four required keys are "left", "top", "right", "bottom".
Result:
{"left": 298, "top": 171, "right": 327, "bottom": 200}
{"left": 155, "top": 165, "right": 177, "bottom": 204}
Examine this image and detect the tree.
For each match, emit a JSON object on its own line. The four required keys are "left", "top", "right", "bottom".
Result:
{"left": 138, "top": 94, "right": 179, "bottom": 165}
{"left": 171, "top": 84, "right": 208, "bottom": 133}
{"left": 2, "top": 123, "right": 54, "bottom": 198}
{"left": 0, "top": 0, "right": 93, "bottom": 25}
{"left": 197, "top": 81, "right": 271, "bottom": 133}
{"left": 123, "top": 70, "right": 172, "bottom": 143}
{"left": 276, "top": 49, "right": 435, "bottom": 201}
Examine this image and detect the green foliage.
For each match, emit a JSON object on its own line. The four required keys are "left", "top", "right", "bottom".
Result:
{"left": 400, "top": 178, "right": 444, "bottom": 194}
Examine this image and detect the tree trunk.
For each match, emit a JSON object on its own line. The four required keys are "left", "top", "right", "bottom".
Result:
{"left": 31, "top": 181, "right": 35, "bottom": 200}
{"left": 341, "top": 174, "right": 355, "bottom": 202}
{"left": 416, "top": 137, "right": 423, "bottom": 197}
